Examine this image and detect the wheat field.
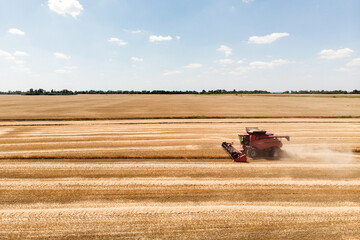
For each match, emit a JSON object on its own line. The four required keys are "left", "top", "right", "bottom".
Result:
{"left": 0, "top": 94, "right": 359, "bottom": 120}
{"left": 1, "top": 95, "right": 360, "bottom": 239}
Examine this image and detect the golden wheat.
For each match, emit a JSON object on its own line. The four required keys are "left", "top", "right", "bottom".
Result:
{"left": 0, "top": 115, "right": 360, "bottom": 239}
{"left": 0, "top": 94, "right": 359, "bottom": 120}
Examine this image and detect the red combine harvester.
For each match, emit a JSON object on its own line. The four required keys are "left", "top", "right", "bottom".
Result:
{"left": 222, "top": 127, "right": 290, "bottom": 162}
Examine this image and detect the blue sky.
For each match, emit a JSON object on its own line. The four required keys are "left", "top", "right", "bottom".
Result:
{"left": 0, "top": 0, "right": 359, "bottom": 91}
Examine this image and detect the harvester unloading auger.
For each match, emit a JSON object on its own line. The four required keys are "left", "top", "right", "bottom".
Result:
{"left": 222, "top": 127, "right": 290, "bottom": 162}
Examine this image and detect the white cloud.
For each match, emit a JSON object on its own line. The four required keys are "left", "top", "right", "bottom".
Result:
{"left": 14, "top": 51, "right": 29, "bottom": 57}
{"left": 131, "top": 57, "right": 143, "bottom": 62}
{"left": 249, "top": 59, "right": 290, "bottom": 69}
{"left": 248, "top": 32, "right": 289, "bottom": 44}
{"left": 67, "top": 66, "right": 78, "bottom": 70}
{"left": 229, "top": 59, "right": 290, "bottom": 75}
{"left": 229, "top": 67, "right": 252, "bottom": 75}
{"left": 48, "top": 0, "right": 83, "bottom": 18}
{"left": 8, "top": 28, "right": 25, "bottom": 36}
{"left": 149, "top": 35, "right": 172, "bottom": 42}
{"left": 108, "top": 37, "right": 128, "bottom": 46}
{"left": 163, "top": 70, "right": 181, "bottom": 76}
{"left": 184, "top": 63, "right": 203, "bottom": 69}
{"left": 237, "top": 60, "right": 244, "bottom": 64}
{"left": 0, "top": 49, "right": 32, "bottom": 74}
{"left": 0, "top": 50, "right": 16, "bottom": 61}
{"left": 336, "top": 67, "right": 350, "bottom": 72}
{"left": 123, "top": 29, "right": 145, "bottom": 34}
{"left": 318, "top": 48, "right": 353, "bottom": 60}
{"left": 216, "top": 59, "right": 233, "bottom": 64}
{"left": 55, "top": 66, "right": 77, "bottom": 74}
{"left": 346, "top": 58, "right": 360, "bottom": 67}
{"left": 176, "top": 36, "right": 181, "bottom": 40}
{"left": 55, "top": 69, "right": 71, "bottom": 74}
{"left": 54, "top": 52, "right": 71, "bottom": 60}
{"left": 242, "top": 0, "right": 254, "bottom": 3}
{"left": 11, "top": 65, "right": 31, "bottom": 73}
{"left": 15, "top": 60, "right": 25, "bottom": 65}
{"left": 335, "top": 58, "right": 360, "bottom": 72}
{"left": 217, "top": 45, "right": 232, "bottom": 57}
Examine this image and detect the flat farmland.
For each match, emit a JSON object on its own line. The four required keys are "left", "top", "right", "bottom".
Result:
{"left": 1, "top": 95, "right": 360, "bottom": 239}
{"left": 0, "top": 94, "right": 359, "bottom": 120}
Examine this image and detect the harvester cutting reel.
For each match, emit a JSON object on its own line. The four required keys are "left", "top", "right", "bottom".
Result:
{"left": 221, "top": 142, "right": 247, "bottom": 162}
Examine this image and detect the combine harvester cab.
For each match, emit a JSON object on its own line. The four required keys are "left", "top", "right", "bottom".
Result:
{"left": 222, "top": 127, "right": 290, "bottom": 162}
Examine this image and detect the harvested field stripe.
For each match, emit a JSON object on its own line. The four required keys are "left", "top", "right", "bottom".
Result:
{"left": 1, "top": 205, "right": 360, "bottom": 215}
{"left": 0, "top": 162, "right": 359, "bottom": 174}
{"left": 2, "top": 178, "right": 360, "bottom": 187}
{"left": 0, "top": 145, "right": 201, "bottom": 154}
{"left": 1, "top": 116, "right": 360, "bottom": 121}
{"left": 2, "top": 201, "right": 360, "bottom": 210}
{"left": 1, "top": 119, "right": 360, "bottom": 127}
{"left": 0, "top": 162, "right": 359, "bottom": 168}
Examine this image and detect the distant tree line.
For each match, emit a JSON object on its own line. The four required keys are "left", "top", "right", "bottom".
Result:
{"left": 0, "top": 89, "right": 271, "bottom": 95}
{"left": 0, "top": 88, "right": 359, "bottom": 95}
{"left": 283, "top": 90, "right": 360, "bottom": 94}
{"left": 75, "top": 90, "right": 201, "bottom": 94}
{"left": 22, "top": 88, "right": 76, "bottom": 95}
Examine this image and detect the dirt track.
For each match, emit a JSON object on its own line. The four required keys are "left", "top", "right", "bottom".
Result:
{"left": 0, "top": 118, "right": 360, "bottom": 239}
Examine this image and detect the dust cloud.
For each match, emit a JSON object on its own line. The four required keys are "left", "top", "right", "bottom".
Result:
{"left": 283, "top": 144, "right": 355, "bottom": 163}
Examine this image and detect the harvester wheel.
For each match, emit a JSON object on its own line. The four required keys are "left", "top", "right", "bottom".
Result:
{"left": 271, "top": 147, "right": 281, "bottom": 159}
{"left": 247, "top": 148, "right": 257, "bottom": 159}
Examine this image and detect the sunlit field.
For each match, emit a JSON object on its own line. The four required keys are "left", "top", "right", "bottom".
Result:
{"left": 0, "top": 94, "right": 359, "bottom": 120}
{"left": 2, "top": 0, "right": 360, "bottom": 238}
{"left": 1, "top": 98, "right": 360, "bottom": 239}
